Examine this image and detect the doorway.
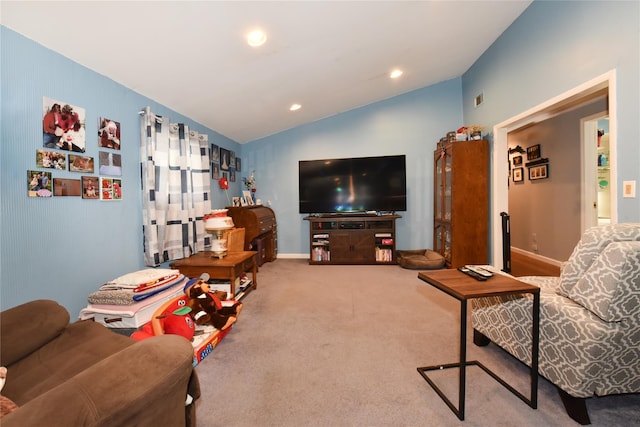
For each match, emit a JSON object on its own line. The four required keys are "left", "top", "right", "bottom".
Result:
{"left": 581, "top": 114, "right": 611, "bottom": 230}
{"left": 491, "top": 70, "right": 617, "bottom": 268}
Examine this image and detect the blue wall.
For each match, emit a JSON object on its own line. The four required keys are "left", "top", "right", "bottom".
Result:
{"left": 462, "top": 0, "right": 639, "bottom": 221}
{"left": 241, "top": 79, "right": 462, "bottom": 255}
{"left": 0, "top": 28, "right": 241, "bottom": 316}
{"left": 3, "top": 1, "right": 639, "bottom": 317}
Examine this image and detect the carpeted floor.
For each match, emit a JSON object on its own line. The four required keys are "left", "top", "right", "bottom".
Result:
{"left": 194, "top": 259, "right": 639, "bottom": 426}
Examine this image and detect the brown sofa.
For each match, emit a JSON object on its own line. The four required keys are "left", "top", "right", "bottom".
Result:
{"left": 0, "top": 300, "right": 200, "bottom": 427}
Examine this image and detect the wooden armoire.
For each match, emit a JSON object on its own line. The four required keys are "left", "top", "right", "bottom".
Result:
{"left": 433, "top": 139, "right": 489, "bottom": 268}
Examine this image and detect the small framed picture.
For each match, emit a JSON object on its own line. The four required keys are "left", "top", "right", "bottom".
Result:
{"left": 82, "top": 176, "right": 99, "bottom": 199}
{"left": 512, "top": 155, "right": 523, "bottom": 167}
{"left": 243, "top": 190, "right": 254, "bottom": 206}
{"left": 36, "top": 149, "right": 66, "bottom": 170}
{"left": 69, "top": 154, "right": 94, "bottom": 173}
{"left": 529, "top": 164, "right": 549, "bottom": 181}
{"left": 235, "top": 157, "right": 241, "bottom": 172}
{"left": 512, "top": 167, "right": 524, "bottom": 183}
{"left": 211, "top": 144, "right": 220, "bottom": 163}
{"left": 28, "top": 170, "right": 53, "bottom": 197}
{"left": 220, "top": 148, "right": 231, "bottom": 171}
{"left": 526, "top": 144, "right": 541, "bottom": 161}
{"left": 53, "top": 178, "right": 81, "bottom": 196}
{"left": 232, "top": 196, "right": 242, "bottom": 207}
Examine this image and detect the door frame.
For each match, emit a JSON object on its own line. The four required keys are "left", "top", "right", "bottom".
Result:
{"left": 491, "top": 70, "right": 617, "bottom": 268}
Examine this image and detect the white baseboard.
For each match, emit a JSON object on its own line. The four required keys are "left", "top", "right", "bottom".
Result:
{"left": 510, "top": 247, "right": 563, "bottom": 266}
{"left": 275, "top": 253, "right": 309, "bottom": 259}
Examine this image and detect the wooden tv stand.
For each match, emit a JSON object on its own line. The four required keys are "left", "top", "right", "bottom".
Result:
{"left": 304, "top": 214, "right": 400, "bottom": 265}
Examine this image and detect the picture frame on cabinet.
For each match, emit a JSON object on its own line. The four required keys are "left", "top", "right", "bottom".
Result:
{"left": 526, "top": 144, "right": 541, "bottom": 161}
{"left": 243, "top": 190, "right": 254, "bottom": 206}
{"left": 529, "top": 164, "right": 549, "bottom": 181}
{"left": 512, "top": 167, "right": 524, "bottom": 183}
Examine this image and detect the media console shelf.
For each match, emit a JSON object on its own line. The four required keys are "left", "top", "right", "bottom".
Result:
{"left": 304, "top": 214, "right": 400, "bottom": 265}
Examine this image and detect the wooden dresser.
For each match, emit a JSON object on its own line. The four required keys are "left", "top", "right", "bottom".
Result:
{"left": 226, "top": 206, "right": 277, "bottom": 265}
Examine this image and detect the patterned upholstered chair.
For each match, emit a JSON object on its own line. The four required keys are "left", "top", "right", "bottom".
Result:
{"left": 471, "top": 223, "right": 640, "bottom": 425}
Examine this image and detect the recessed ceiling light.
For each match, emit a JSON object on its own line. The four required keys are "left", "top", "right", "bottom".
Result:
{"left": 247, "top": 30, "right": 267, "bottom": 47}
{"left": 390, "top": 69, "right": 403, "bottom": 79}
{"left": 289, "top": 103, "right": 302, "bottom": 111}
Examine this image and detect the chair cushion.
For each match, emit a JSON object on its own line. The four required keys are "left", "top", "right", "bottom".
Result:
{"left": 396, "top": 249, "right": 445, "bottom": 270}
{"left": 568, "top": 241, "right": 640, "bottom": 322}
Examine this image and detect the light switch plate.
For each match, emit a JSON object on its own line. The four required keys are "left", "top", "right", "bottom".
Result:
{"left": 623, "top": 180, "right": 636, "bottom": 198}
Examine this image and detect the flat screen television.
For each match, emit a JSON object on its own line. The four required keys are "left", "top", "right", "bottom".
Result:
{"left": 298, "top": 155, "right": 407, "bottom": 214}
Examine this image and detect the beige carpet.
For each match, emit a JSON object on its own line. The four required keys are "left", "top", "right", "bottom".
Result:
{"left": 194, "top": 259, "right": 639, "bottom": 426}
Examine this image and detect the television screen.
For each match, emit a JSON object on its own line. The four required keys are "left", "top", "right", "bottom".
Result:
{"left": 298, "top": 155, "right": 407, "bottom": 214}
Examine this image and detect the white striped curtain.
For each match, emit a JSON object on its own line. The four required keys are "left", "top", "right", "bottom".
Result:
{"left": 140, "top": 107, "right": 211, "bottom": 266}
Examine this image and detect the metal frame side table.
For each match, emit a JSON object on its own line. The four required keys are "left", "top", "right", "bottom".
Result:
{"left": 417, "top": 269, "right": 540, "bottom": 421}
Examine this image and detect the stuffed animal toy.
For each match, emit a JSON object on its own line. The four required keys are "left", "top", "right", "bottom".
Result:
{"left": 0, "top": 367, "right": 18, "bottom": 418}
{"left": 186, "top": 274, "right": 242, "bottom": 331}
{"left": 131, "top": 298, "right": 195, "bottom": 342}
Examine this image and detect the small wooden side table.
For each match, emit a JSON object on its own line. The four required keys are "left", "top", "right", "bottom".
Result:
{"left": 417, "top": 269, "right": 540, "bottom": 421}
{"left": 170, "top": 251, "right": 258, "bottom": 300}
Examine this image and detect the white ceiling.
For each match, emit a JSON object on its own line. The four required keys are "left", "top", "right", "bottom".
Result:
{"left": 1, "top": 1, "right": 532, "bottom": 143}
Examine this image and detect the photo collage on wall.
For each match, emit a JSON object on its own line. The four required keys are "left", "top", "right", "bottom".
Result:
{"left": 211, "top": 144, "right": 240, "bottom": 184}
{"left": 29, "top": 97, "right": 123, "bottom": 200}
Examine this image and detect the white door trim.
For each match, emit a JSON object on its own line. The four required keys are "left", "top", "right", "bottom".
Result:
{"left": 491, "top": 70, "right": 617, "bottom": 268}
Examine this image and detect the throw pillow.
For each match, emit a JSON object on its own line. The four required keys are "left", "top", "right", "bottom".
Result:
{"left": 568, "top": 241, "right": 640, "bottom": 322}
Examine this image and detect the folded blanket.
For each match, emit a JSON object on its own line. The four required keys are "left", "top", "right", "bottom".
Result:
{"left": 88, "top": 275, "right": 186, "bottom": 305}
{"left": 79, "top": 285, "right": 186, "bottom": 320}
{"left": 99, "top": 268, "right": 180, "bottom": 290}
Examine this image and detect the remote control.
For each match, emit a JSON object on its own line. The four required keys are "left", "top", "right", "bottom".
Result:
{"left": 458, "top": 267, "right": 487, "bottom": 281}
{"left": 464, "top": 265, "right": 493, "bottom": 278}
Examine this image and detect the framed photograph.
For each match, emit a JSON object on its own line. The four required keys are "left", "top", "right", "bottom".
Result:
{"left": 28, "top": 170, "right": 52, "bottom": 197}
{"left": 69, "top": 154, "right": 94, "bottom": 173}
{"left": 529, "top": 164, "right": 549, "bottom": 181}
{"left": 512, "top": 155, "right": 523, "bottom": 167}
{"left": 100, "top": 177, "right": 122, "bottom": 200}
{"left": 512, "top": 167, "right": 524, "bottom": 183}
{"left": 526, "top": 144, "right": 541, "bottom": 161}
{"left": 42, "top": 97, "right": 86, "bottom": 152}
{"left": 220, "top": 147, "right": 231, "bottom": 171}
{"left": 212, "top": 163, "right": 220, "bottom": 180}
{"left": 229, "top": 169, "right": 236, "bottom": 182}
{"left": 243, "top": 190, "right": 254, "bottom": 206}
{"left": 235, "top": 157, "right": 241, "bottom": 172}
{"left": 98, "top": 117, "right": 121, "bottom": 149}
{"left": 53, "top": 178, "right": 81, "bottom": 196}
{"left": 36, "top": 149, "right": 66, "bottom": 170}
{"left": 232, "top": 196, "right": 242, "bottom": 207}
{"left": 229, "top": 151, "right": 236, "bottom": 170}
{"left": 82, "top": 176, "right": 99, "bottom": 199}
{"left": 99, "top": 151, "right": 122, "bottom": 176}
{"left": 211, "top": 144, "right": 220, "bottom": 163}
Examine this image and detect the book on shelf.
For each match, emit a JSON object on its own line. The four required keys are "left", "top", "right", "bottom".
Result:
{"left": 374, "top": 232, "right": 392, "bottom": 237}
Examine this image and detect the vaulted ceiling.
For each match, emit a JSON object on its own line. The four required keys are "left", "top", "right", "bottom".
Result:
{"left": 1, "top": 1, "right": 532, "bottom": 143}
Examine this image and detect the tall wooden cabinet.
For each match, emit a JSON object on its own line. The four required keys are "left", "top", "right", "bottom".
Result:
{"left": 433, "top": 139, "right": 489, "bottom": 268}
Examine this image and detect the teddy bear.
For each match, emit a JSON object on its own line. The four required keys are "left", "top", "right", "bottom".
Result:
{"left": 0, "top": 366, "right": 18, "bottom": 418}
{"left": 186, "top": 274, "right": 242, "bottom": 331}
